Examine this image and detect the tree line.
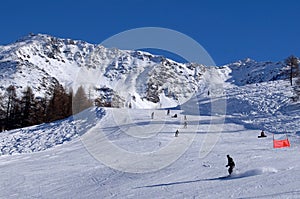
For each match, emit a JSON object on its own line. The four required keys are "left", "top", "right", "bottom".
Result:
{"left": 0, "top": 84, "right": 92, "bottom": 131}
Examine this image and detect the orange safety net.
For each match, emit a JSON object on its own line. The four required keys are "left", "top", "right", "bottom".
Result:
{"left": 273, "top": 135, "right": 290, "bottom": 148}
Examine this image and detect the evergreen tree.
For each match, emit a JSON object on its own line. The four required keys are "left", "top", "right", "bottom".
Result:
{"left": 5, "top": 85, "right": 19, "bottom": 129}
{"left": 0, "top": 93, "right": 5, "bottom": 131}
{"left": 34, "top": 96, "right": 48, "bottom": 124}
{"left": 67, "top": 88, "right": 73, "bottom": 116}
{"left": 73, "top": 86, "right": 92, "bottom": 114}
{"left": 20, "top": 86, "right": 36, "bottom": 127}
{"left": 47, "top": 83, "right": 71, "bottom": 122}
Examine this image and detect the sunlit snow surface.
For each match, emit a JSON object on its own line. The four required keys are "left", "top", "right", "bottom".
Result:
{"left": 1, "top": 70, "right": 300, "bottom": 198}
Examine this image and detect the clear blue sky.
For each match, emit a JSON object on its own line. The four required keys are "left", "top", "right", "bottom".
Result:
{"left": 1, "top": 0, "right": 299, "bottom": 65}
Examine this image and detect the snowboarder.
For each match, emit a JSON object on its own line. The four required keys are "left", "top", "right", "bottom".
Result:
{"left": 226, "top": 155, "right": 235, "bottom": 175}
{"left": 258, "top": 130, "right": 267, "bottom": 138}
{"left": 151, "top": 112, "right": 154, "bottom": 119}
{"left": 175, "top": 129, "right": 179, "bottom": 137}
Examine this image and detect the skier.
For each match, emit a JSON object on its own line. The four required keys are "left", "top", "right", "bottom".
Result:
{"left": 171, "top": 114, "right": 178, "bottom": 118}
{"left": 151, "top": 112, "right": 154, "bottom": 119}
{"left": 175, "top": 129, "right": 179, "bottom": 137}
{"left": 226, "top": 155, "right": 235, "bottom": 175}
{"left": 167, "top": 109, "right": 170, "bottom": 115}
{"left": 183, "top": 121, "right": 187, "bottom": 128}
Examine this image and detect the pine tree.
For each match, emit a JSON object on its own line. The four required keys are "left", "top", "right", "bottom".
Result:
{"left": 0, "top": 93, "right": 5, "bottom": 131}
{"left": 73, "top": 86, "right": 92, "bottom": 114}
{"left": 5, "top": 85, "right": 19, "bottom": 129}
{"left": 47, "top": 83, "right": 71, "bottom": 122}
{"left": 67, "top": 88, "right": 73, "bottom": 116}
{"left": 34, "top": 96, "right": 48, "bottom": 124}
{"left": 20, "top": 86, "right": 36, "bottom": 127}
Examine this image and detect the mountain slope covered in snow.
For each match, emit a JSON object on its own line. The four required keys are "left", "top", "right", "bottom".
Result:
{"left": 0, "top": 75, "right": 300, "bottom": 198}
{"left": 0, "top": 34, "right": 293, "bottom": 109}
{"left": 0, "top": 33, "right": 207, "bottom": 108}
{"left": 0, "top": 34, "right": 300, "bottom": 198}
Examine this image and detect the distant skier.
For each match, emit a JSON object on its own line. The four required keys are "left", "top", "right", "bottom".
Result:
{"left": 258, "top": 130, "right": 267, "bottom": 138}
{"left": 167, "top": 109, "right": 170, "bottom": 115}
{"left": 175, "top": 129, "right": 179, "bottom": 137}
{"left": 184, "top": 115, "right": 187, "bottom": 120}
{"left": 226, "top": 155, "right": 235, "bottom": 175}
{"left": 151, "top": 112, "right": 154, "bottom": 119}
{"left": 183, "top": 121, "right": 187, "bottom": 128}
{"left": 171, "top": 114, "right": 178, "bottom": 118}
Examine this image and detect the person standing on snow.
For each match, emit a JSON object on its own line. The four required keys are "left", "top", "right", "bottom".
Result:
{"left": 175, "top": 129, "right": 179, "bottom": 137}
{"left": 226, "top": 155, "right": 235, "bottom": 175}
{"left": 183, "top": 121, "right": 187, "bottom": 128}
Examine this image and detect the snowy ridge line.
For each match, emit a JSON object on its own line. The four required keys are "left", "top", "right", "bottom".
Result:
{"left": 0, "top": 33, "right": 206, "bottom": 109}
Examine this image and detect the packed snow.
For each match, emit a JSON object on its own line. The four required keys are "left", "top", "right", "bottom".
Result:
{"left": 1, "top": 68, "right": 300, "bottom": 198}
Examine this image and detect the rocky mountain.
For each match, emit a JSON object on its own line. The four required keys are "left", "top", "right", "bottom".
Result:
{"left": 0, "top": 33, "right": 293, "bottom": 109}
{"left": 0, "top": 33, "right": 206, "bottom": 109}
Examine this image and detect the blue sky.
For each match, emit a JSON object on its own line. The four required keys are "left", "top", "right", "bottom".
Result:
{"left": 1, "top": 0, "right": 300, "bottom": 65}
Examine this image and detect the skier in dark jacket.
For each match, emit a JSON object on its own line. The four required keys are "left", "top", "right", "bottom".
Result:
{"left": 175, "top": 129, "right": 179, "bottom": 137}
{"left": 226, "top": 155, "right": 235, "bottom": 175}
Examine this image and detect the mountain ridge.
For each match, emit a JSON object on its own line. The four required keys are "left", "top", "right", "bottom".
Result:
{"left": 0, "top": 33, "right": 208, "bottom": 108}
{"left": 0, "top": 33, "right": 294, "bottom": 109}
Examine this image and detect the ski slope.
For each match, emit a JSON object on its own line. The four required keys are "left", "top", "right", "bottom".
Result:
{"left": 1, "top": 77, "right": 300, "bottom": 198}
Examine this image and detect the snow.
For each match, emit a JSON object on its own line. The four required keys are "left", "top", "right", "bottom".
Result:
{"left": 1, "top": 72, "right": 300, "bottom": 198}
{"left": 0, "top": 34, "right": 206, "bottom": 106}
{"left": 1, "top": 34, "right": 300, "bottom": 198}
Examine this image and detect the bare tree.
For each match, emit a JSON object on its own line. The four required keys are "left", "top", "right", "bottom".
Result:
{"left": 285, "top": 55, "right": 299, "bottom": 86}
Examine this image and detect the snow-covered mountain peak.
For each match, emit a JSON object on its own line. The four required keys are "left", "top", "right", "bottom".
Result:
{"left": 223, "top": 58, "right": 288, "bottom": 86}
{"left": 0, "top": 34, "right": 208, "bottom": 108}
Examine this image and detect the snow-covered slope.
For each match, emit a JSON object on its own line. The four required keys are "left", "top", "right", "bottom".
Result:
{"left": 1, "top": 34, "right": 300, "bottom": 198}
{"left": 0, "top": 33, "right": 206, "bottom": 108}
{"left": 0, "top": 34, "right": 293, "bottom": 109}
{"left": 1, "top": 70, "right": 300, "bottom": 198}
{"left": 223, "top": 58, "right": 288, "bottom": 86}
{"left": 0, "top": 107, "right": 105, "bottom": 155}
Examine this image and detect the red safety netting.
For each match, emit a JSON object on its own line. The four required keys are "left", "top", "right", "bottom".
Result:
{"left": 273, "top": 134, "right": 290, "bottom": 148}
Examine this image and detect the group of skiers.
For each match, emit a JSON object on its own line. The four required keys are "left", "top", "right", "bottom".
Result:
{"left": 150, "top": 109, "right": 241, "bottom": 176}
{"left": 224, "top": 130, "right": 268, "bottom": 175}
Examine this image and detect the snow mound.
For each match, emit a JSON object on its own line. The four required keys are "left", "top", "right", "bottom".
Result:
{"left": 0, "top": 107, "right": 105, "bottom": 155}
